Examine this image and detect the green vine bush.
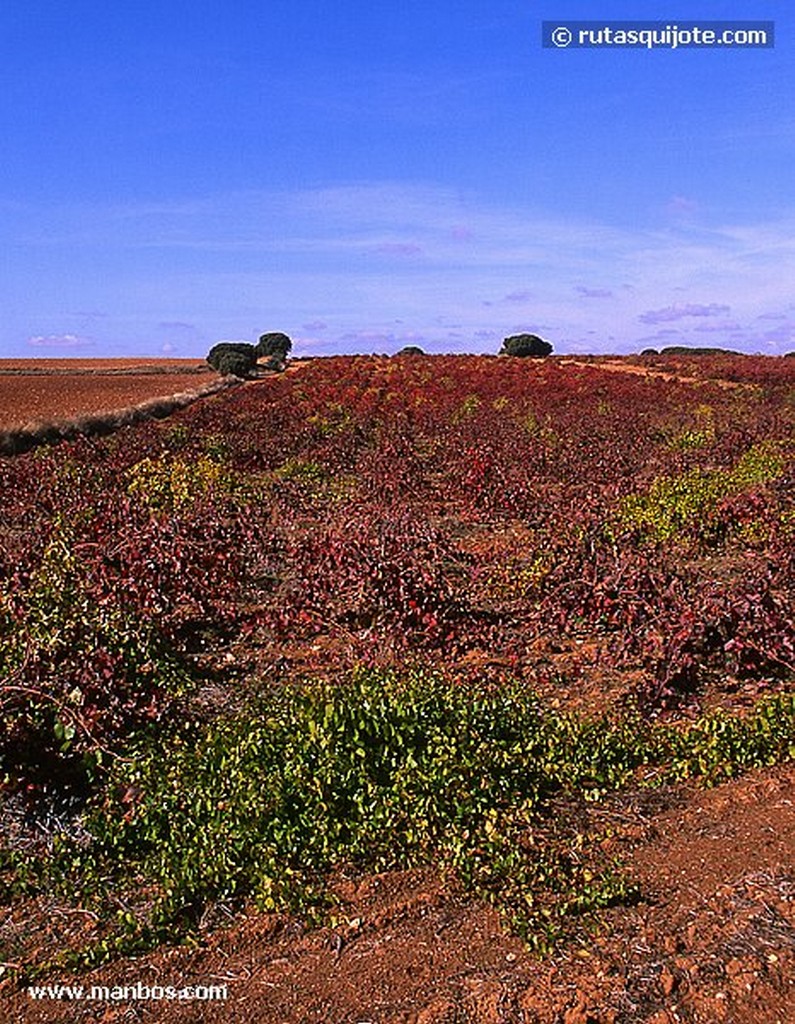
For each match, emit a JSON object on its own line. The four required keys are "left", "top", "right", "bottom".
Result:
{"left": 4, "top": 671, "right": 792, "bottom": 972}
{"left": 616, "top": 440, "right": 786, "bottom": 543}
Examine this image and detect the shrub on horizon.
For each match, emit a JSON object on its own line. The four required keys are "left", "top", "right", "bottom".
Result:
{"left": 499, "top": 334, "right": 553, "bottom": 358}
{"left": 206, "top": 332, "right": 292, "bottom": 377}
{"left": 256, "top": 332, "right": 293, "bottom": 360}
{"left": 209, "top": 348, "right": 256, "bottom": 378}
{"left": 660, "top": 346, "right": 739, "bottom": 357}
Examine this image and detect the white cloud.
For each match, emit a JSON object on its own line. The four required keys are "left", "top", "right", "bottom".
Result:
{"left": 639, "top": 303, "right": 732, "bottom": 324}
{"left": 27, "top": 333, "right": 92, "bottom": 348}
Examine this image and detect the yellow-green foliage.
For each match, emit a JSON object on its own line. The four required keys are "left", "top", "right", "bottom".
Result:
{"left": 326, "top": 474, "right": 360, "bottom": 502}
{"left": 274, "top": 457, "right": 358, "bottom": 501}
{"left": 0, "top": 521, "right": 82, "bottom": 675}
{"left": 730, "top": 441, "right": 786, "bottom": 489}
{"left": 126, "top": 455, "right": 237, "bottom": 511}
{"left": 781, "top": 509, "right": 795, "bottom": 537}
{"left": 164, "top": 424, "right": 190, "bottom": 449}
{"left": 274, "top": 458, "right": 327, "bottom": 484}
{"left": 481, "top": 555, "right": 550, "bottom": 601}
{"left": 666, "top": 404, "right": 716, "bottom": 450}
{"left": 617, "top": 441, "right": 786, "bottom": 541}
{"left": 16, "top": 674, "right": 793, "bottom": 969}
{"left": 514, "top": 405, "right": 558, "bottom": 446}
{"left": 201, "top": 433, "right": 231, "bottom": 461}
{"left": 521, "top": 407, "right": 538, "bottom": 434}
{"left": 308, "top": 402, "right": 351, "bottom": 436}
{"left": 451, "top": 394, "right": 482, "bottom": 423}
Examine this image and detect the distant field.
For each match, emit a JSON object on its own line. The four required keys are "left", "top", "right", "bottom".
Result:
{"left": 0, "top": 358, "right": 213, "bottom": 429}
{"left": 0, "top": 357, "right": 205, "bottom": 372}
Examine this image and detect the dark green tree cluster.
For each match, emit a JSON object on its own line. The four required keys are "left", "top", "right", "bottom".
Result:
{"left": 206, "top": 333, "right": 293, "bottom": 378}
{"left": 499, "top": 333, "right": 553, "bottom": 358}
{"left": 257, "top": 332, "right": 292, "bottom": 361}
{"left": 206, "top": 346, "right": 256, "bottom": 378}
{"left": 660, "top": 346, "right": 738, "bottom": 356}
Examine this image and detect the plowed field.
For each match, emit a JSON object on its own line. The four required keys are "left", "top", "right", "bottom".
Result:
{"left": 0, "top": 360, "right": 211, "bottom": 430}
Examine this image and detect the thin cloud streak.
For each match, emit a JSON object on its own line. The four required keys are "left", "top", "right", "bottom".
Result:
{"left": 27, "top": 333, "right": 93, "bottom": 349}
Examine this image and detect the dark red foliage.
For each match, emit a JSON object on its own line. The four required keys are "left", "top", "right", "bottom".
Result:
{"left": 2, "top": 355, "right": 793, "bottom": 788}
{"left": 265, "top": 505, "right": 470, "bottom": 647}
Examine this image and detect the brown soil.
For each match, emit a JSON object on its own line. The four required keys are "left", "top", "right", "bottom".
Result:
{"left": 0, "top": 361, "right": 214, "bottom": 431}
{"left": 3, "top": 765, "right": 792, "bottom": 1024}
{"left": 0, "top": 359, "right": 205, "bottom": 372}
{"left": 0, "top": 356, "right": 743, "bottom": 433}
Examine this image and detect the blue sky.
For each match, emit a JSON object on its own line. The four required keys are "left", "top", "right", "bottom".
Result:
{"left": 1, "top": 1, "right": 793, "bottom": 358}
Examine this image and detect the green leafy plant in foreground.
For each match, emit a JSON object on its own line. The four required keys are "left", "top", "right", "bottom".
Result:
{"left": 3, "top": 672, "right": 793, "bottom": 970}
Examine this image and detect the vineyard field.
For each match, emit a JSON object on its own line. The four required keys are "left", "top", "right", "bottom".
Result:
{"left": 1, "top": 353, "right": 793, "bottom": 1023}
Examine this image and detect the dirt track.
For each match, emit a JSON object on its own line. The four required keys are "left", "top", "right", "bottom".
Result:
{"left": 560, "top": 359, "right": 746, "bottom": 389}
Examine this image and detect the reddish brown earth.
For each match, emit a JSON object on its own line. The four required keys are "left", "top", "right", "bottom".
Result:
{"left": 0, "top": 359, "right": 204, "bottom": 372}
{"left": 0, "top": 353, "right": 762, "bottom": 432}
{"left": 2, "top": 764, "right": 792, "bottom": 1024}
{"left": 0, "top": 360, "right": 213, "bottom": 430}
